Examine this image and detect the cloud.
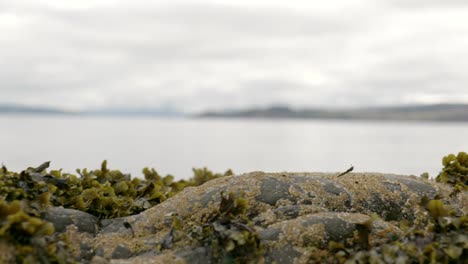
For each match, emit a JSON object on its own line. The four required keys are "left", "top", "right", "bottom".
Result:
{"left": 385, "top": 0, "right": 468, "bottom": 9}
{"left": 1, "top": 0, "right": 468, "bottom": 111}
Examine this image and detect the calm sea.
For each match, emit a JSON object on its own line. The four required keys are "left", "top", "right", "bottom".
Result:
{"left": 1, "top": 115, "right": 467, "bottom": 179}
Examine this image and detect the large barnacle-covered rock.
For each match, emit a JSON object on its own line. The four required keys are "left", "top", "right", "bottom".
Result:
{"left": 1, "top": 162, "right": 466, "bottom": 263}
{"left": 79, "top": 172, "right": 465, "bottom": 263}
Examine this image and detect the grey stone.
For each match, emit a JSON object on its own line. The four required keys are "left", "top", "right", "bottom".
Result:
{"left": 258, "top": 227, "right": 280, "bottom": 241}
{"left": 273, "top": 205, "right": 302, "bottom": 219}
{"left": 383, "top": 175, "right": 437, "bottom": 197}
{"left": 302, "top": 216, "right": 356, "bottom": 242}
{"left": 80, "top": 243, "right": 95, "bottom": 261}
{"left": 111, "top": 245, "right": 133, "bottom": 259}
{"left": 43, "top": 207, "right": 98, "bottom": 234}
{"left": 199, "top": 187, "right": 227, "bottom": 207}
{"left": 264, "top": 245, "right": 301, "bottom": 264}
{"left": 176, "top": 247, "right": 212, "bottom": 264}
{"left": 361, "top": 193, "right": 405, "bottom": 221}
{"left": 257, "top": 176, "right": 300, "bottom": 205}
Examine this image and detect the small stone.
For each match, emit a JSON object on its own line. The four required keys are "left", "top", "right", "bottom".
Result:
{"left": 111, "top": 245, "right": 133, "bottom": 259}
{"left": 43, "top": 207, "right": 98, "bottom": 234}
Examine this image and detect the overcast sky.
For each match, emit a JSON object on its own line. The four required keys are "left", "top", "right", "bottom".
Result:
{"left": 1, "top": 0, "right": 468, "bottom": 112}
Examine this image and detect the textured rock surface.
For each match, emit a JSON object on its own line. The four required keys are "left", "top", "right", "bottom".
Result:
{"left": 48, "top": 172, "right": 465, "bottom": 263}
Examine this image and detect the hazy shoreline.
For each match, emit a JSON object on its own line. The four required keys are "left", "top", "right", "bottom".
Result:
{"left": 1, "top": 103, "right": 468, "bottom": 122}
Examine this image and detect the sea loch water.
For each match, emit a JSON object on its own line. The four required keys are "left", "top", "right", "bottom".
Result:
{"left": 1, "top": 115, "right": 467, "bottom": 179}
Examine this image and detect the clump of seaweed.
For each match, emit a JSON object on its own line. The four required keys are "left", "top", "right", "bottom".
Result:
{"left": 307, "top": 152, "right": 468, "bottom": 264}
{"left": 0, "top": 161, "right": 233, "bottom": 263}
{"left": 436, "top": 152, "right": 468, "bottom": 194}
{"left": 0, "top": 199, "right": 73, "bottom": 263}
{"left": 186, "top": 191, "right": 263, "bottom": 263}
{"left": 1, "top": 161, "right": 233, "bottom": 219}
{"left": 307, "top": 200, "right": 467, "bottom": 264}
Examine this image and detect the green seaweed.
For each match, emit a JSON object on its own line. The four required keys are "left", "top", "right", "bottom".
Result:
{"left": 0, "top": 161, "right": 233, "bottom": 263}
{"left": 1, "top": 161, "right": 233, "bottom": 219}
{"left": 186, "top": 192, "right": 262, "bottom": 264}
{"left": 0, "top": 199, "right": 73, "bottom": 263}
{"left": 436, "top": 152, "right": 468, "bottom": 195}
{"left": 307, "top": 152, "right": 468, "bottom": 264}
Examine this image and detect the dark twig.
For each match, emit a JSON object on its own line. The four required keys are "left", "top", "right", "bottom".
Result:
{"left": 123, "top": 221, "right": 135, "bottom": 238}
{"left": 337, "top": 165, "right": 354, "bottom": 177}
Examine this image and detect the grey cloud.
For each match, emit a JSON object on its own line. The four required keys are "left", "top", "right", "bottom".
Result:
{"left": 1, "top": 0, "right": 467, "bottom": 111}
{"left": 385, "top": 0, "right": 468, "bottom": 8}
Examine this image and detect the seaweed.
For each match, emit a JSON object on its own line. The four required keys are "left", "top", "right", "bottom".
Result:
{"left": 186, "top": 192, "right": 263, "bottom": 264}
{"left": 1, "top": 161, "right": 233, "bottom": 219}
{"left": 0, "top": 161, "right": 233, "bottom": 263}
{"left": 0, "top": 200, "right": 73, "bottom": 263}
{"left": 307, "top": 152, "right": 468, "bottom": 264}
{"left": 436, "top": 152, "right": 468, "bottom": 195}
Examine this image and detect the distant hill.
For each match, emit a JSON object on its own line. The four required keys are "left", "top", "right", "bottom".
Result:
{"left": 82, "top": 106, "right": 182, "bottom": 117}
{"left": 0, "top": 104, "right": 67, "bottom": 114}
{"left": 197, "top": 104, "right": 468, "bottom": 122}
{"left": 0, "top": 104, "right": 182, "bottom": 117}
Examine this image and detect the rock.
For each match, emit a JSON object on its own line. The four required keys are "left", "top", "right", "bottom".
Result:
{"left": 37, "top": 172, "right": 464, "bottom": 263}
{"left": 257, "top": 176, "right": 301, "bottom": 205}
{"left": 43, "top": 207, "right": 99, "bottom": 234}
{"left": 175, "top": 247, "right": 212, "bottom": 264}
{"left": 111, "top": 245, "right": 133, "bottom": 259}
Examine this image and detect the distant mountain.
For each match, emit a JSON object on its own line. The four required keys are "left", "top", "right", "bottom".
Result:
{"left": 82, "top": 107, "right": 182, "bottom": 117}
{"left": 0, "top": 104, "right": 67, "bottom": 114}
{"left": 0, "top": 104, "right": 182, "bottom": 117}
{"left": 197, "top": 104, "right": 468, "bottom": 122}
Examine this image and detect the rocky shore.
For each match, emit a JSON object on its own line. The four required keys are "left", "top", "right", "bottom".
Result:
{"left": 31, "top": 172, "right": 467, "bottom": 263}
